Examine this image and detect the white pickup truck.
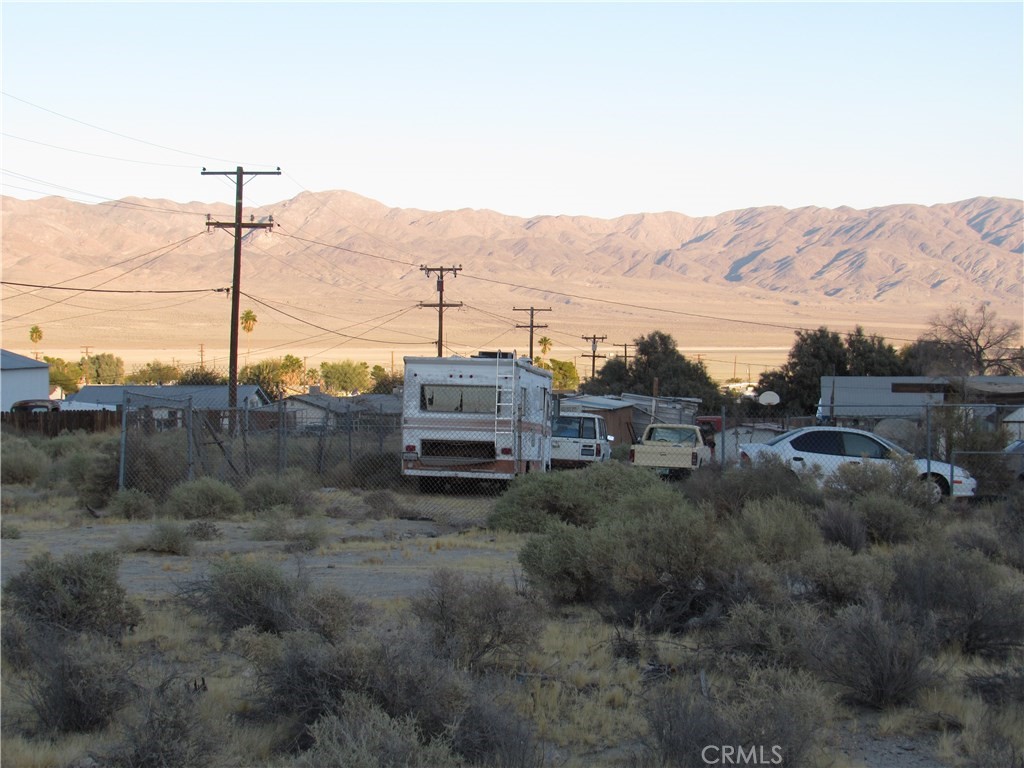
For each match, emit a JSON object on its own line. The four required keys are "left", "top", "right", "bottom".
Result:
{"left": 629, "top": 424, "right": 714, "bottom": 480}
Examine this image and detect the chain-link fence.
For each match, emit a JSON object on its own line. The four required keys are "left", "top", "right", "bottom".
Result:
{"left": 118, "top": 392, "right": 404, "bottom": 500}
{"left": 118, "top": 388, "right": 1024, "bottom": 504}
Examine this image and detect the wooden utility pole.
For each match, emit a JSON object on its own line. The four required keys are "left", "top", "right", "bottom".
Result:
{"left": 419, "top": 265, "right": 462, "bottom": 357}
{"left": 513, "top": 306, "right": 551, "bottom": 360}
{"left": 581, "top": 334, "right": 607, "bottom": 380}
{"left": 615, "top": 341, "right": 634, "bottom": 363}
{"left": 201, "top": 166, "right": 280, "bottom": 412}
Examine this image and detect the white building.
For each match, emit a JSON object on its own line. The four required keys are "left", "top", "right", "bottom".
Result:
{"left": 0, "top": 349, "right": 50, "bottom": 411}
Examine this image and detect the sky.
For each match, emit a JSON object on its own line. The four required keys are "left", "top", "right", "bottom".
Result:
{"left": 2, "top": 1, "right": 1022, "bottom": 219}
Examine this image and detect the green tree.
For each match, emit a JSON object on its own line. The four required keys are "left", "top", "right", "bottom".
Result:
{"left": 44, "top": 356, "right": 83, "bottom": 394}
{"left": 370, "top": 364, "right": 403, "bottom": 394}
{"left": 845, "top": 326, "right": 907, "bottom": 376}
{"left": 178, "top": 367, "right": 227, "bottom": 385}
{"left": 29, "top": 325, "right": 43, "bottom": 359}
{"left": 549, "top": 359, "right": 579, "bottom": 391}
{"left": 538, "top": 336, "right": 553, "bottom": 358}
{"left": 280, "top": 354, "right": 305, "bottom": 389}
{"left": 584, "top": 331, "right": 724, "bottom": 410}
{"left": 240, "top": 309, "right": 257, "bottom": 362}
{"left": 757, "top": 327, "right": 848, "bottom": 415}
{"left": 240, "top": 358, "right": 287, "bottom": 400}
{"left": 320, "top": 360, "right": 371, "bottom": 395}
{"left": 126, "top": 360, "right": 181, "bottom": 384}
{"left": 81, "top": 353, "right": 125, "bottom": 385}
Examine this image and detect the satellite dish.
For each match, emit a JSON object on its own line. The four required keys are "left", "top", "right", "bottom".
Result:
{"left": 758, "top": 391, "right": 781, "bottom": 406}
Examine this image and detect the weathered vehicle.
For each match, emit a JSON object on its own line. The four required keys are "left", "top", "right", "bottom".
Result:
{"left": 401, "top": 352, "right": 552, "bottom": 489}
{"left": 629, "top": 423, "right": 714, "bottom": 479}
{"left": 550, "top": 407, "right": 613, "bottom": 469}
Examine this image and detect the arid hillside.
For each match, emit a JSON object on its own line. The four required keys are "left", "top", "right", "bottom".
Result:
{"left": 3, "top": 192, "right": 1021, "bottom": 382}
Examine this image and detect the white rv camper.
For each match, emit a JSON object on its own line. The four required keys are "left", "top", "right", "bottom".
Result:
{"left": 401, "top": 353, "right": 553, "bottom": 488}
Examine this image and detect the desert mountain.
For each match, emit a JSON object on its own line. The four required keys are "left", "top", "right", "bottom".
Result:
{"left": 2, "top": 192, "right": 1021, "bottom": 380}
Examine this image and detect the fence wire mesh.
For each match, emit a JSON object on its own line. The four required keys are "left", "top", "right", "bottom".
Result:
{"left": 116, "top": 390, "right": 1024, "bottom": 507}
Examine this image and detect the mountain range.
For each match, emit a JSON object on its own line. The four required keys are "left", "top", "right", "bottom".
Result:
{"left": 2, "top": 192, "right": 1021, "bottom": 382}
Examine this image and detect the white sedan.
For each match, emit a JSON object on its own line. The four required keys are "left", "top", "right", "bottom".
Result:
{"left": 739, "top": 426, "right": 976, "bottom": 499}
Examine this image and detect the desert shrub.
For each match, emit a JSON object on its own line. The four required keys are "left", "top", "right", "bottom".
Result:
{"left": 794, "top": 544, "right": 894, "bottom": 607}
{"left": 163, "top": 476, "right": 243, "bottom": 520}
{"left": 248, "top": 630, "right": 364, "bottom": 747}
{"left": 294, "top": 693, "right": 457, "bottom": 768}
{"left": 178, "top": 557, "right": 299, "bottom": 634}
{"left": 283, "top": 519, "right": 329, "bottom": 553}
{"left": 816, "top": 500, "right": 867, "bottom": 553}
{"left": 521, "top": 499, "right": 745, "bottom": 632}
{"left": 640, "top": 682, "right": 730, "bottom": 767}
{"left": 714, "top": 600, "right": 822, "bottom": 669}
{"left": 1, "top": 519, "right": 23, "bottom": 539}
{"left": 823, "top": 455, "right": 935, "bottom": 510}
{"left": 106, "top": 488, "right": 157, "bottom": 520}
{"left": 410, "top": 568, "right": 542, "bottom": 670}
{"left": 490, "top": 461, "right": 665, "bottom": 533}
{"left": 890, "top": 544, "right": 1024, "bottom": 658}
{"left": 640, "top": 669, "right": 826, "bottom": 768}
{"left": 136, "top": 521, "right": 193, "bottom": 556}
{"left": 76, "top": 435, "right": 121, "bottom": 509}
{"left": 107, "top": 675, "right": 212, "bottom": 768}
{"left": 682, "top": 454, "right": 823, "bottom": 517}
{"left": 722, "top": 497, "right": 822, "bottom": 564}
{"left": 518, "top": 522, "right": 600, "bottom": 604}
{"left": 184, "top": 519, "right": 222, "bottom": 540}
{"left": 21, "top": 630, "right": 137, "bottom": 734}
{"left": 122, "top": 430, "right": 191, "bottom": 501}
{"left": 361, "top": 630, "right": 471, "bottom": 742}
{"left": 1, "top": 612, "right": 33, "bottom": 670}
{"left": 4, "top": 550, "right": 141, "bottom": 639}
{"left": 807, "top": 599, "right": 936, "bottom": 708}
{"left": 1, "top": 435, "right": 50, "bottom": 485}
{"left": 363, "top": 489, "right": 406, "bottom": 519}
{"left": 297, "top": 586, "right": 365, "bottom": 644}
{"left": 947, "top": 520, "right": 1004, "bottom": 560}
{"left": 350, "top": 452, "right": 403, "bottom": 489}
{"left": 242, "top": 469, "right": 315, "bottom": 515}
{"left": 966, "top": 669, "right": 1024, "bottom": 706}
{"left": 852, "top": 491, "right": 923, "bottom": 544}
{"left": 450, "top": 676, "right": 543, "bottom": 767}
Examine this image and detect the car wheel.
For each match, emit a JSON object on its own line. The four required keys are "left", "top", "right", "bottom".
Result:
{"left": 921, "top": 474, "right": 949, "bottom": 503}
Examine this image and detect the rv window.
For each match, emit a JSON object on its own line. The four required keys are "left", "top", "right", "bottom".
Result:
{"left": 420, "top": 384, "right": 495, "bottom": 413}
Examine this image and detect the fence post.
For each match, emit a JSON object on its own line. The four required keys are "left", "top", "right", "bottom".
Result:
{"left": 277, "top": 399, "right": 287, "bottom": 474}
{"left": 186, "top": 396, "right": 195, "bottom": 481}
{"left": 347, "top": 401, "right": 354, "bottom": 465}
{"left": 925, "top": 404, "right": 932, "bottom": 476}
{"left": 118, "top": 392, "right": 130, "bottom": 491}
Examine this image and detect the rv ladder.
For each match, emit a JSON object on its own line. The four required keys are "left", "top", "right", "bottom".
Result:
{"left": 494, "top": 353, "right": 516, "bottom": 438}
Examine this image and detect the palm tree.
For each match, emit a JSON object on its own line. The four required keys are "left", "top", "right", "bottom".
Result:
{"left": 538, "top": 336, "right": 553, "bottom": 358}
{"left": 240, "top": 309, "right": 257, "bottom": 363}
{"left": 29, "top": 325, "right": 43, "bottom": 359}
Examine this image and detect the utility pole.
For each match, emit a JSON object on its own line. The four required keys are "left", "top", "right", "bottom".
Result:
{"left": 199, "top": 344, "right": 205, "bottom": 367}
{"left": 419, "top": 265, "right": 462, "bottom": 357}
{"left": 581, "top": 334, "right": 607, "bottom": 380}
{"left": 513, "top": 306, "right": 551, "bottom": 360}
{"left": 202, "top": 166, "right": 280, "bottom": 412}
{"left": 615, "top": 341, "right": 634, "bottom": 363}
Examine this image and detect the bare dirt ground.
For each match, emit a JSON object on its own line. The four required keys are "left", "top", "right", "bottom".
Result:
{"left": 0, "top": 492, "right": 954, "bottom": 768}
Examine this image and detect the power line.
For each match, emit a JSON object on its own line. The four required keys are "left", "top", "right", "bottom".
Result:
{"left": 1, "top": 281, "right": 224, "bottom": 295}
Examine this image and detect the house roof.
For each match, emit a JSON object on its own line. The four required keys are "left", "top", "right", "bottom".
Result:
{"left": 285, "top": 392, "right": 402, "bottom": 415}
{"left": 69, "top": 385, "right": 271, "bottom": 409}
{"left": 558, "top": 394, "right": 635, "bottom": 412}
{"left": 1, "top": 349, "right": 49, "bottom": 371}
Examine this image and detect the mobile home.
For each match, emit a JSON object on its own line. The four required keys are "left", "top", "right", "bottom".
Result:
{"left": 401, "top": 353, "right": 553, "bottom": 487}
